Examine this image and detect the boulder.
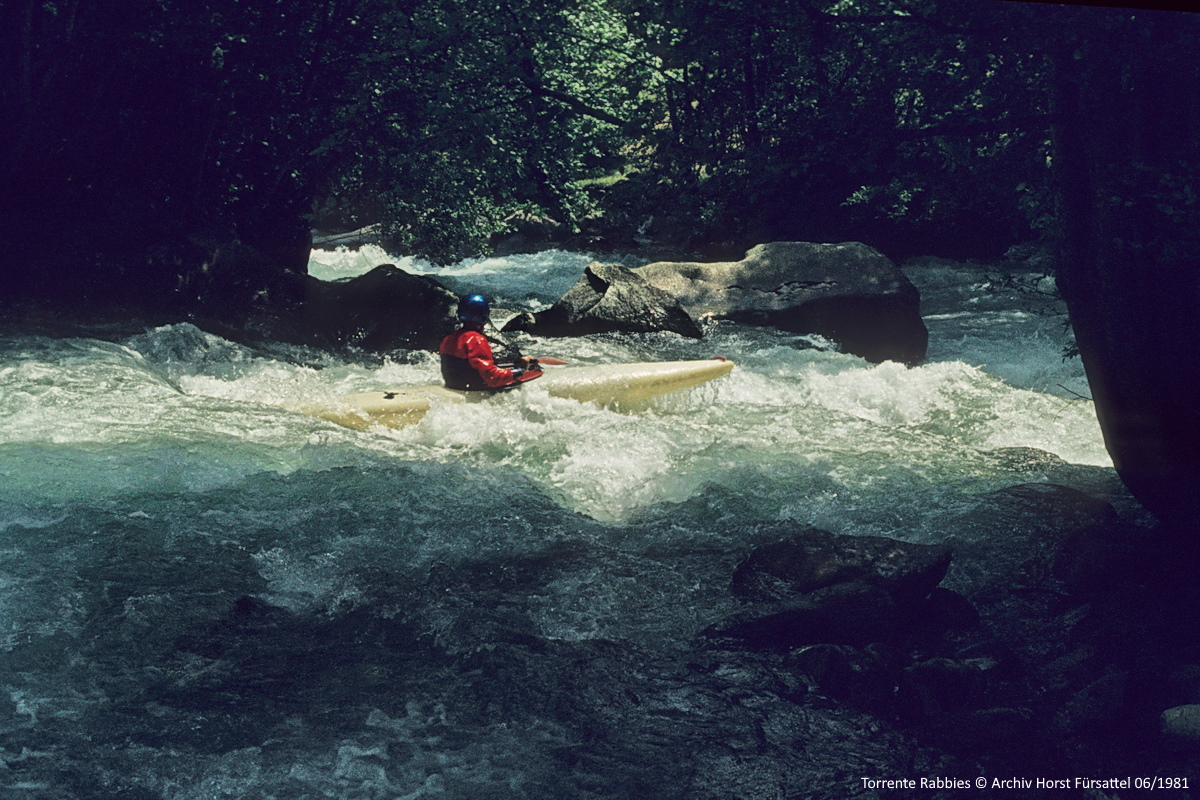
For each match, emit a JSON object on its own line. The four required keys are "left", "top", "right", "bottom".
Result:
{"left": 937, "top": 483, "right": 1137, "bottom": 603}
{"left": 704, "top": 581, "right": 898, "bottom": 649}
{"left": 784, "top": 643, "right": 899, "bottom": 713}
{"left": 707, "top": 527, "right": 955, "bottom": 651}
{"left": 899, "top": 657, "right": 991, "bottom": 719}
{"left": 301, "top": 264, "right": 457, "bottom": 351}
{"left": 1162, "top": 705, "right": 1200, "bottom": 742}
{"left": 634, "top": 241, "right": 927, "bottom": 363}
{"left": 502, "top": 261, "right": 703, "bottom": 339}
{"left": 731, "top": 527, "right": 952, "bottom": 605}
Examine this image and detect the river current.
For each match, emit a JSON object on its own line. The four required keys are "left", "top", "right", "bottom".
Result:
{"left": 0, "top": 248, "right": 1132, "bottom": 798}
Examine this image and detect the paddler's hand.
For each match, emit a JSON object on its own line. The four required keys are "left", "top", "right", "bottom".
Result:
{"left": 515, "top": 355, "right": 538, "bottom": 370}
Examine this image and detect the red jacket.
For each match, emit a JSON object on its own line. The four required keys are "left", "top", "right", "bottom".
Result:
{"left": 438, "top": 329, "right": 517, "bottom": 390}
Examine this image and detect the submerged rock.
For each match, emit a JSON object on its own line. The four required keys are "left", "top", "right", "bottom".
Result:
{"left": 502, "top": 261, "right": 703, "bottom": 339}
{"left": 634, "top": 241, "right": 928, "bottom": 363}
{"left": 731, "top": 527, "right": 952, "bottom": 604}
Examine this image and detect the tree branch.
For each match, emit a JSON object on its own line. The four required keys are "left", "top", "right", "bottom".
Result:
{"left": 895, "top": 112, "right": 1062, "bottom": 139}
{"left": 521, "top": 79, "right": 627, "bottom": 127}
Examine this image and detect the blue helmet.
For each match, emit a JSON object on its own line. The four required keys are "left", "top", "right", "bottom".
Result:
{"left": 457, "top": 294, "right": 490, "bottom": 324}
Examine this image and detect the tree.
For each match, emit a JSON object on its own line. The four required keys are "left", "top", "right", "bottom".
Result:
{"left": 0, "top": 0, "right": 646, "bottom": 307}
{"left": 1048, "top": 5, "right": 1200, "bottom": 532}
{"left": 340, "top": 0, "right": 650, "bottom": 261}
{"left": 603, "top": 0, "right": 1052, "bottom": 257}
{"left": 1, "top": 0, "right": 377, "bottom": 304}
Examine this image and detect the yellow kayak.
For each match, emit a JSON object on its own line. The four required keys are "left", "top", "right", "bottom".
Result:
{"left": 296, "top": 358, "right": 735, "bottom": 430}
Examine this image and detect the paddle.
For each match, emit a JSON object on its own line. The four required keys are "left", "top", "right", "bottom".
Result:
{"left": 498, "top": 356, "right": 568, "bottom": 367}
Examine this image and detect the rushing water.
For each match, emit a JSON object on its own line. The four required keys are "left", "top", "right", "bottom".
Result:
{"left": 1, "top": 248, "right": 1132, "bottom": 798}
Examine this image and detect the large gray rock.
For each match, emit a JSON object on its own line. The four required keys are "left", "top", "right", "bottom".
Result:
{"left": 634, "top": 241, "right": 927, "bottom": 363}
{"left": 502, "top": 261, "right": 703, "bottom": 339}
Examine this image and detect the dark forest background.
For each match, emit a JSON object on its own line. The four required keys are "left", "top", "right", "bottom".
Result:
{"left": 2, "top": 0, "right": 1198, "bottom": 532}
{"left": 6, "top": 0, "right": 1188, "bottom": 283}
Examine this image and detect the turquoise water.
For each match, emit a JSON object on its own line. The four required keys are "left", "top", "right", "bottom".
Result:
{"left": 0, "top": 249, "right": 1125, "bottom": 798}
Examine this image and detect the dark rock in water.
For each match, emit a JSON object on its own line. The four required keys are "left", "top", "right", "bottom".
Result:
{"left": 939, "top": 483, "right": 1137, "bottom": 603}
{"left": 899, "top": 657, "right": 991, "bottom": 719}
{"left": 1162, "top": 705, "right": 1200, "bottom": 742}
{"left": 704, "top": 580, "right": 897, "bottom": 649}
{"left": 634, "top": 241, "right": 928, "bottom": 363}
{"left": 697, "top": 482, "right": 1200, "bottom": 783}
{"left": 711, "top": 528, "right": 955, "bottom": 653}
{"left": 785, "top": 643, "right": 899, "bottom": 714}
{"left": 1049, "top": 666, "right": 1129, "bottom": 741}
{"left": 502, "top": 261, "right": 703, "bottom": 339}
{"left": 731, "top": 526, "right": 952, "bottom": 605}
{"left": 931, "top": 482, "right": 1148, "bottom": 739}
{"left": 921, "top": 706, "right": 1039, "bottom": 758}
{"left": 923, "top": 587, "right": 981, "bottom": 631}
{"left": 301, "top": 263, "right": 458, "bottom": 351}
{"left": 504, "top": 311, "right": 537, "bottom": 333}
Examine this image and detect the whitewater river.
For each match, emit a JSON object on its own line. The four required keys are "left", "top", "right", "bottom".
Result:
{"left": 0, "top": 248, "right": 1132, "bottom": 798}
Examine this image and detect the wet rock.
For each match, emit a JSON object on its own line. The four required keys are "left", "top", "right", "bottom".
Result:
{"left": 939, "top": 483, "right": 1134, "bottom": 604}
{"left": 899, "top": 657, "right": 991, "bottom": 719}
{"left": 502, "top": 261, "right": 703, "bottom": 339}
{"left": 704, "top": 581, "right": 897, "bottom": 649}
{"left": 924, "top": 706, "right": 1038, "bottom": 758}
{"left": 785, "top": 643, "right": 899, "bottom": 713}
{"left": 1049, "top": 667, "right": 1130, "bottom": 752}
{"left": 1053, "top": 509, "right": 1147, "bottom": 597}
{"left": 923, "top": 587, "right": 980, "bottom": 631}
{"left": 1162, "top": 705, "right": 1200, "bottom": 742}
{"left": 983, "top": 447, "right": 1069, "bottom": 473}
{"left": 1034, "top": 643, "right": 1104, "bottom": 693}
{"left": 634, "top": 241, "right": 927, "bottom": 363}
{"left": 731, "top": 527, "right": 952, "bottom": 605}
{"left": 301, "top": 263, "right": 457, "bottom": 351}
{"left": 901, "top": 588, "right": 983, "bottom": 653}
{"left": 952, "top": 640, "right": 1024, "bottom": 685}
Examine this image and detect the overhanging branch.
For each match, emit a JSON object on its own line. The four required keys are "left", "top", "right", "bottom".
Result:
{"left": 521, "top": 80, "right": 626, "bottom": 127}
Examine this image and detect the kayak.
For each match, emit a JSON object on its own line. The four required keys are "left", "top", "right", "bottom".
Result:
{"left": 295, "top": 358, "right": 735, "bottom": 431}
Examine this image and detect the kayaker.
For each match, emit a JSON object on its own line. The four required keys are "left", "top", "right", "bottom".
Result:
{"left": 439, "top": 294, "right": 538, "bottom": 391}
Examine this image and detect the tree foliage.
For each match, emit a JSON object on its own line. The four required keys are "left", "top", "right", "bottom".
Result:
{"left": 606, "top": 0, "right": 1058, "bottom": 256}
{"left": 1, "top": 0, "right": 1195, "bottom": 297}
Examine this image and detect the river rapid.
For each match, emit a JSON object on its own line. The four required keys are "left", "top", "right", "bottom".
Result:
{"left": 0, "top": 248, "right": 1135, "bottom": 798}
